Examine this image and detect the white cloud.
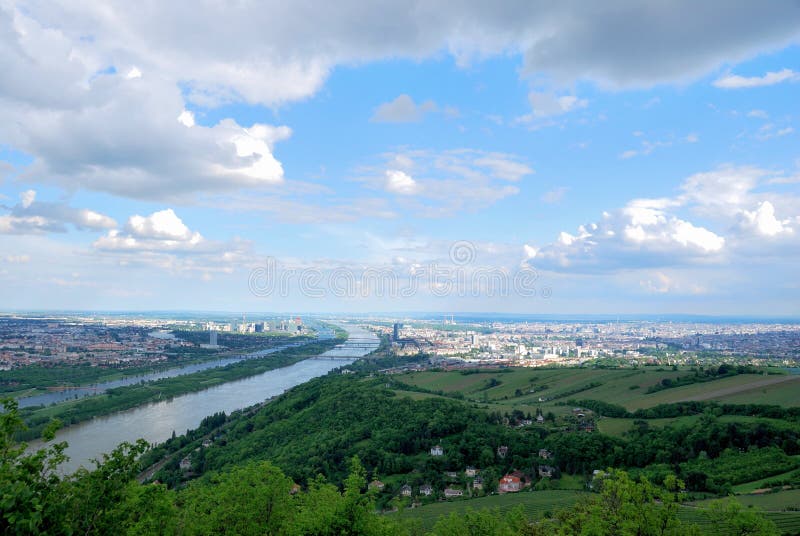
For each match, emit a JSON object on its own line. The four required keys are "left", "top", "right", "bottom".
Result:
{"left": 737, "top": 201, "right": 793, "bottom": 237}
{"left": 76, "top": 210, "right": 117, "bottom": 230}
{"left": 127, "top": 209, "right": 200, "bottom": 242}
{"left": 620, "top": 132, "right": 701, "bottom": 160}
{"left": 25, "top": 3, "right": 800, "bottom": 96}
{"left": 0, "top": 215, "right": 55, "bottom": 234}
{"left": 526, "top": 165, "right": 800, "bottom": 273}
{"left": 1, "top": 2, "right": 799, "bottom": 205}
{"left": 95, "top": 209, "right": 205, "bottom": 252}
{"left": 639, "top": 271, "right": 708, "bottom": 295}
{"left": 89, "top": 209, "right": 258, "bottom": 279}
{"left": 753, "top": 123, "right": 794, "bottom": 141}
{"left": 20, "top": 190, "right": 36, "bottom": 209}
{"left": 678, "top": 166, "right": 763, "bottom": 209}
{"left": 0, "top": 190, "right": 117, "bottom": 234}
{"left": 747, "top": 109, "right": 769, "bottom": 119}
{"left": 0, "top": 8, "right": 292, "bottom": 201}
{"left": 384, "top": 170, "right": 420, "bottom": 195}
{"left": 713, "top": 68, "right": 799, "bottom": 89}
{"left": 223, "top": 123, "right": 291, "bottom": 184}
{"left": 371, "top": 94, "right": 437, "bottom": 123}
{"left": 126, "top": 66, "right": 142, "bottom": 79}
{"left": 177, "top": 110, "right": 195, "bottom": 127}
{"left": 527, "top": 92, "right": 588, "bottom": 118}
{"left": 528, "top": 202, "right": 725, "bottom": 272}
{"left": 473, "top": 156, "right": 534, "bottom": 181}
{"left": 359, "top": 149, "right": 532, "bottom": 217}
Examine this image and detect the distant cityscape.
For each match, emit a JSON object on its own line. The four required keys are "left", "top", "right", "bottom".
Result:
{"left": 2, "top": 313, "right": 798, "bottom": 371}
{"left": 0, "top": 314, "right": 308, "bottom": 370}
{"left": 372, "top": 318, "right": 800, "bottom": 369}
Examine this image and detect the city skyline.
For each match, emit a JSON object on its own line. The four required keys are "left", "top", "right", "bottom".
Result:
{"left": 1, "top": 2, "right": 799, "bottom": 314}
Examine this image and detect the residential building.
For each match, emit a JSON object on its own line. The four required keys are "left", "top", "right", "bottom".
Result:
{"left": 498, "top": 474, "right": 521, "bottom": 493}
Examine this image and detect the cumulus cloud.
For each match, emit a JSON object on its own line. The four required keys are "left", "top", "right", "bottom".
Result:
{"left": 95, "top": 209, "right": 202, "bottom": 251}
{"left": 0, "top": 7, "right": 291, "bottom": 201}
{"left": 713, "top": 68, "right": 799, "bottom": 89}
{"left": 89, "top": 208, "right": 257, "bottom": 279}
{"left": 0, "top": 190, "right": 117, "bottom": 234}
{"left": 384, "top": 170, "right": 420, "bottom": 195}
{"left": 127, "top": 209, "right": 200, "bottom": 242}
{"left": 3, "top": 73, "right": 292, "bottom": 199}
{"left": 736, "top": 201, "right": 794, "bottom": 237}
{"left": 528, "top": 203, "right": 725, "bottom": 272}
{"left": 371, "top": 95, "right": 437, "bottom": 123}
{"left": 526, "top": 165, "right": 799, "bottom": 273}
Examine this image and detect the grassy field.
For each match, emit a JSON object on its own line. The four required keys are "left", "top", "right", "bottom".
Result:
{"left": 394, "top": 489, "right": 588, "bottom": 530}
{"left": 394, "top": 487, "right": 800, "bottom": 534}
{"left": 394, "top": 367, "right": 798, "bottom": 415}
{"left": 710, "top": 377, "right": 800, "bottom": 406}
{"left": 677, "top": 506, "right": 800, "bottom": 536}
{"left": 733, "top": 467, "right": 800, "bottom": 494}
{"left": 692, "top": 488, "right": 800, "bottom": 511}
{"left": 684, "top": 488, "right": 800, "bottom": 534}
{"left": 598, "top": 414, "right": 794, "bottom": 438}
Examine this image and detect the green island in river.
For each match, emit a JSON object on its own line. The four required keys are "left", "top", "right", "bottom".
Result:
{"left": 14, "top": 334, "right": 346, "bottom": 442}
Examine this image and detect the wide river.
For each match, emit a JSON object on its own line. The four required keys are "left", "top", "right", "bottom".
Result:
{"left": 18, "top": 339, "right": 314, "bottom": 408}
{"left": 32, "top": 323, "right": 378, "bottom": 474}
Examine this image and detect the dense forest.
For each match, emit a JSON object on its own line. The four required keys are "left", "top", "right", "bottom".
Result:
{"left": 141, "top": 371, "right": 800, "bottom": 500}
{"left": 0, "top": 398, "right": 780, "bottom": 535}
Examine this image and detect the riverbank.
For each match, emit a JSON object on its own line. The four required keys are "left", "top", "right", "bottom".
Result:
{"left": 4, "top": 332, "right": 309, "bottom": 401}
{"left": 16, "top": 337, "right": 344, "bottom": 441}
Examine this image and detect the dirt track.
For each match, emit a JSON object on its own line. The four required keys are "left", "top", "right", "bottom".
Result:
{"left": 681, "top": 374, "right": 800, "bottom": 402}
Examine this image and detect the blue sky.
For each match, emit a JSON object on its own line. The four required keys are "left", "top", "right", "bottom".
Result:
{"left": 0, "top": 2, "right": 799, "bottom": 314}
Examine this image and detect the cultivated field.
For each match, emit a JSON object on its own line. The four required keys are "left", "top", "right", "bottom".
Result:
{"left": 395, "top": 489, "right": 588, "bottom": 530}
{"left": 395, "top": 367, "right": 799, "bottom": 414}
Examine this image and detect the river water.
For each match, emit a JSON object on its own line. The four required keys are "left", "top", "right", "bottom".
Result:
{"left": 17, "top": 335, "right": 331, "bottom": 408}
{"left": 31, "top": 324, "right": 378, "bottom": 474}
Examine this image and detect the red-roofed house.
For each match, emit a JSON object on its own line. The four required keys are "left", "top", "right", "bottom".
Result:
{"left": 498, "top": 474, "right": 521, "bottom": 493}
